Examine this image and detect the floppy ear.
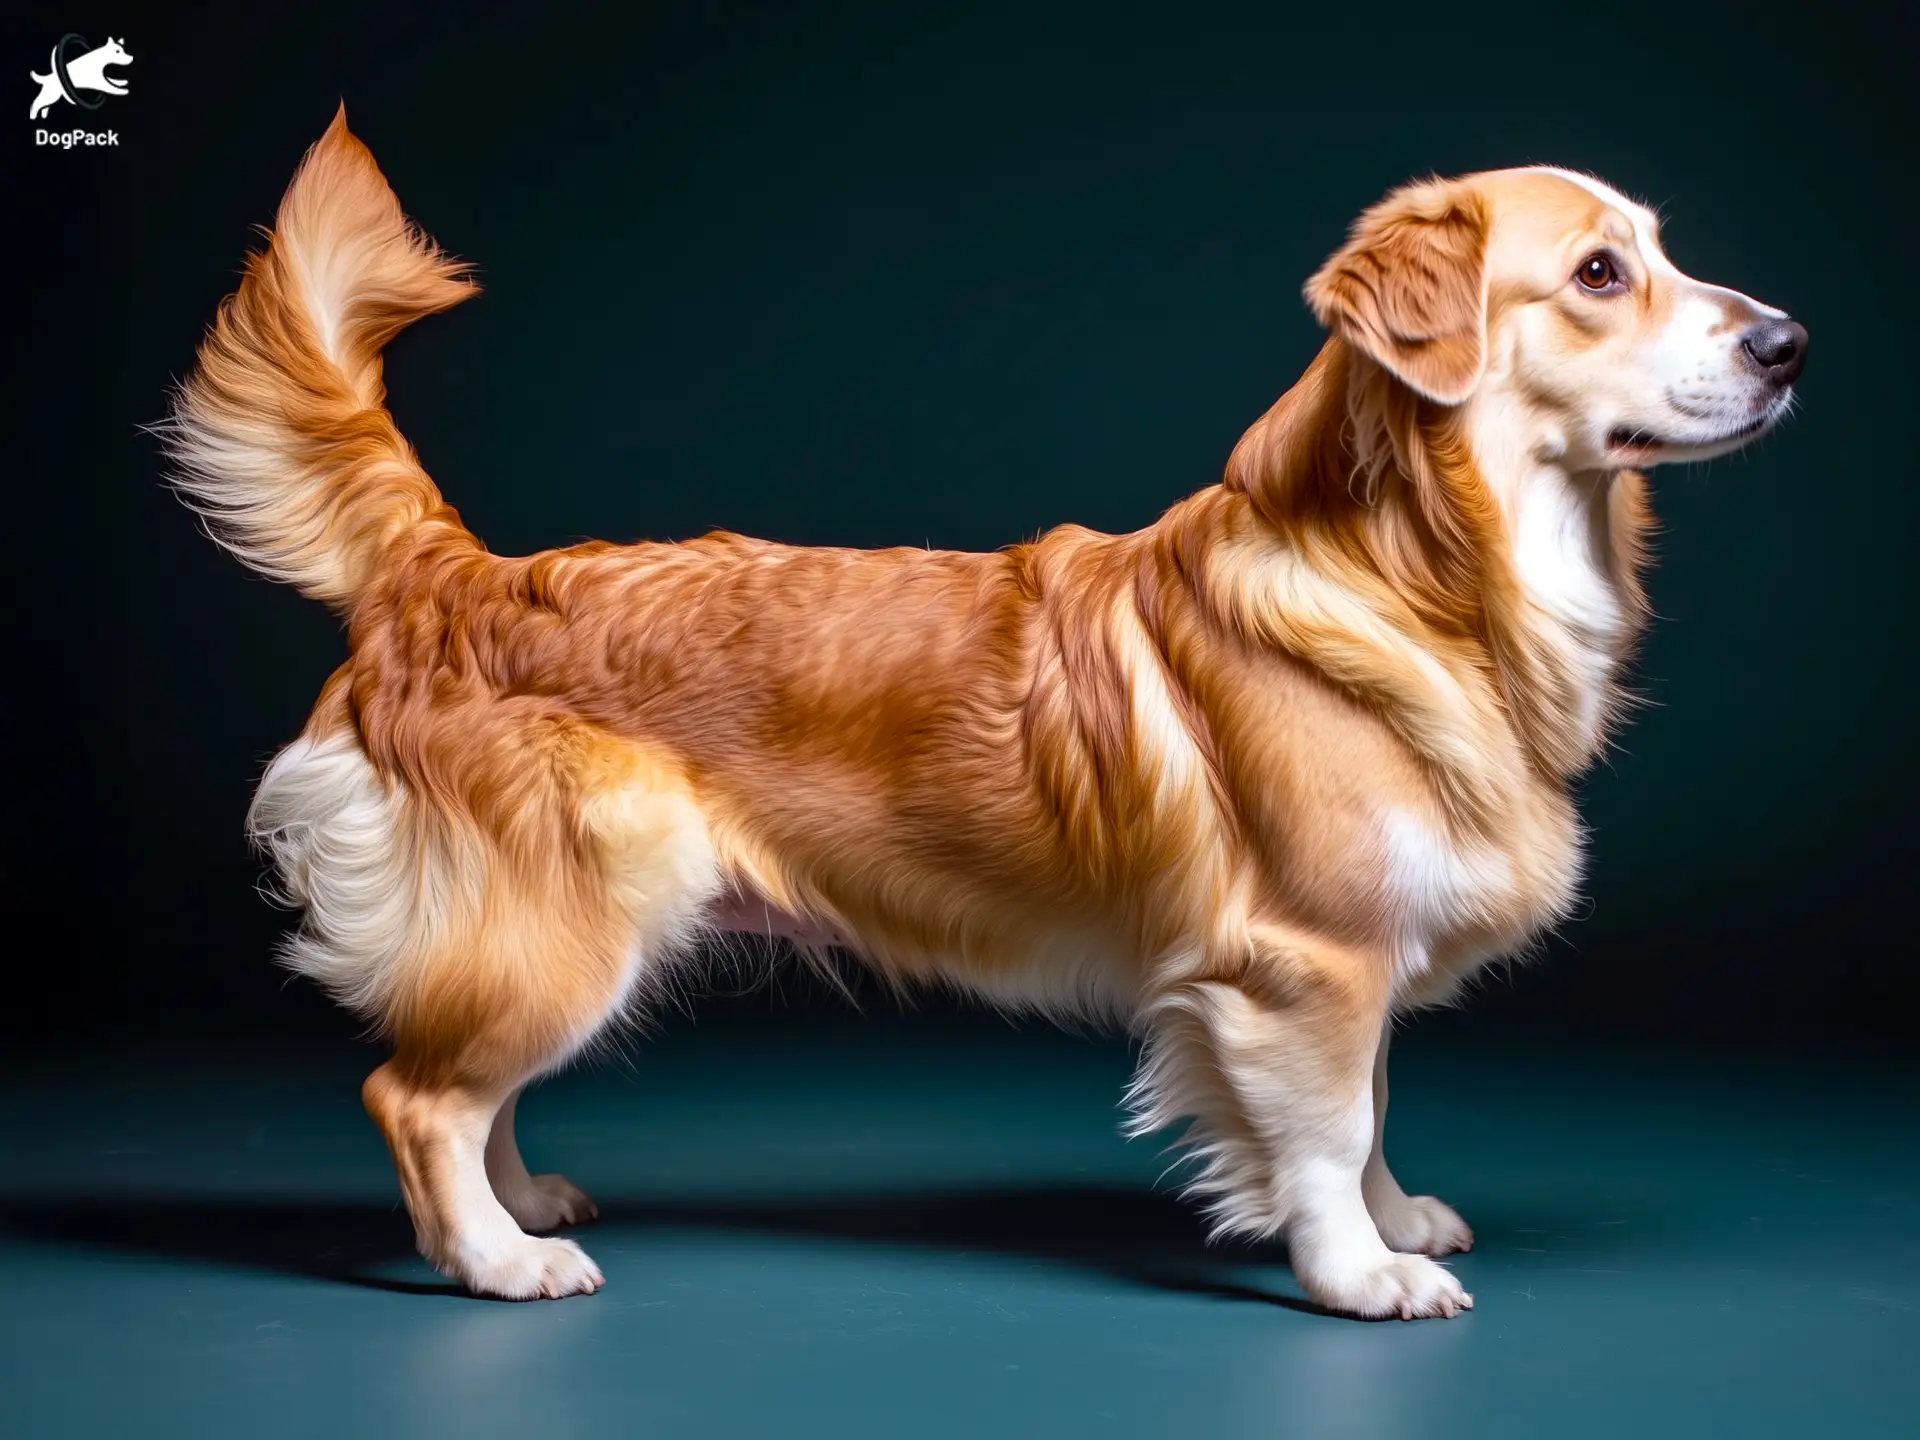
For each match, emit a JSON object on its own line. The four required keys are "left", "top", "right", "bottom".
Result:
{"left": 1304, "top": 179, "right": 1490, "bottom": 405}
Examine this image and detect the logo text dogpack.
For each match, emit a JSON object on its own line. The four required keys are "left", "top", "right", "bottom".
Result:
{"left": 36, "top": 127, "right": 118, "bottom": 148}
{"left": 27, "top": 33, "right": 131, "bottom": 148}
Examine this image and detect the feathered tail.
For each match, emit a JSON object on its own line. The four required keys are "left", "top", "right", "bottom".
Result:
{"left": 162, "top": 105, "right": 478, "bottom": 614}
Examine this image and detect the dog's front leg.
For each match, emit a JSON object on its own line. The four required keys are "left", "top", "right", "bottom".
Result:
{"left": 1362, "top": 1025, "right": 1474, "bottom": 1256}
{"left": 486, "top": 1088, "right": 601, "bottom": 1234}
{"left": 1132, "top": 931, "right": 1472, "bottom": 1320}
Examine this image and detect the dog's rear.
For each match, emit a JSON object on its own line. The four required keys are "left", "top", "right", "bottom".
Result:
{"left": 165, "top": 111, "right": 724, "bottom": 1297}
{"left": 166, "top": 109, "right": 490, "bottom": 1036}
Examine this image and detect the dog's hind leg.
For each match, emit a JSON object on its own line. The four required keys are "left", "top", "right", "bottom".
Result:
{"left": 364, "top": 1062, "right": 603, "bottom": 1298}
{"left": 366, "top": 740, "right": 718, "bottom": 1298}
{"left": 1129, "top": 929, "right": 1472, "bottom": 1320}
{"left": 265, "top": 718, "right": 718, "bottom": 1298}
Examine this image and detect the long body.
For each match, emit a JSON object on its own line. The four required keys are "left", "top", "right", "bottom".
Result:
{"left": 166, "top": 111, "right": 1803, "bottom": 1316}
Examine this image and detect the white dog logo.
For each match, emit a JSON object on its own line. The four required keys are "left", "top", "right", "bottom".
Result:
{"left": 29, "top": 35, "right": 132, "bottom": 120}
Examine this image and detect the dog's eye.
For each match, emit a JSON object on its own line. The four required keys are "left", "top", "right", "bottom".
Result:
{"left": 1576, "top": 254, "right": 1619, "bottom": 291}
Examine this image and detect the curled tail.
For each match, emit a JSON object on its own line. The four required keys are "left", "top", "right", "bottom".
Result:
{"left": 163, "top": 105, "right": 478, "bottom": 614}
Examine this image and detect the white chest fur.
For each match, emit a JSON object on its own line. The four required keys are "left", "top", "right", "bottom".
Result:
{"left": 1508, "top": 467, "right": 1630, "bottom": 754}
{"left": 1379, "top": 807, "right": 1518, "bottom": 999}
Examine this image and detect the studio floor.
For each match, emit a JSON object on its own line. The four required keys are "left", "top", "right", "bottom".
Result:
{"left": 2, "top": 1016, "right": 1915, "bottom": 1438}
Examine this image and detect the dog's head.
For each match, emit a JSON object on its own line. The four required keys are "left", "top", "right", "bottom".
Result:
{"left": 98, "top": 36, "right": 133, "bottom": 68}
{"left": 1305, "top": 167, "right": 1803, "bottom": 469}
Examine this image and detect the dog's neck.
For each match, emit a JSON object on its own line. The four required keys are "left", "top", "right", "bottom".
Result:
{"left": 1465, "top": 399, "right": 1650, "bottom": 767}
{"left": 1220, "top": 338, "right": 1651, "bottom": 783}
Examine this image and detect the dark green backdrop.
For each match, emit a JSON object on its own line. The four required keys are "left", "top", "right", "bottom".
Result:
{"left": 9, "top": 0, "right": 1915, "bottom": 1049}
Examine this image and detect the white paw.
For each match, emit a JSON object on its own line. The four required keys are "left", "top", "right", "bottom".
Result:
{"left": 1370, "top": 1192, "right": 1474, "bottom": 1257}
{"left": 1304, "top": 1251, "right": 1472, "bottom": 1320}
{"left": 496, "top": 1172, "right": 599, "bottom": 1233}
{"left": 456, "top": 1235, "right": 606, "bottom": 1300}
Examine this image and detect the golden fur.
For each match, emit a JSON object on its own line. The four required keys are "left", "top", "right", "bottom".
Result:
{"left": 165, "top": 110, "right": 1802, "bottom": 1317}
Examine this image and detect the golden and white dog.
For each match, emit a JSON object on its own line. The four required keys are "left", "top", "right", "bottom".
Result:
{"left": 166, "top": 109, "right": 1804, "bottom": 1318}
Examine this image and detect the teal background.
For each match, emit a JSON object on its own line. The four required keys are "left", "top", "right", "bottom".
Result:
{"left": 4, "top": 4, "right": 1918, "bottom": 1436}
{"left": 10, "top": 0, "right": 1916, "bottom": 1047}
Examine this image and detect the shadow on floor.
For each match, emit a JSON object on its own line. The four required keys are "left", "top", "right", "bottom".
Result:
{"left": 0, "top": 1185, "right": 1367, "bottom": 1314}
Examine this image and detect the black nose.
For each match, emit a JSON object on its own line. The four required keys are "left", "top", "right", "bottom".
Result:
{"left": 1740, "top": 318, "right": 1808, "bottom": 385}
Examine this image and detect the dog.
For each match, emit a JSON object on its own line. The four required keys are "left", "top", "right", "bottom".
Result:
{"left": 28, "top": 36, "right": 131, "bottom": 120}
{"left": 164, "top": 108, "right": 1804, "bottom": 1319}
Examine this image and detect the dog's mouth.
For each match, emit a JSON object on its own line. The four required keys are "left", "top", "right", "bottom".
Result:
{"left": 1605, "top": 395, "right": 1790, "bottom": 464}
